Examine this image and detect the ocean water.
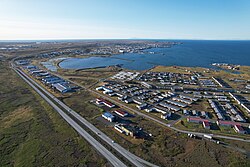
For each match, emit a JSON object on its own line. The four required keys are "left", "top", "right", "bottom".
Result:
{"left": 59, "top": 40, "right": 250, "bottom": 71}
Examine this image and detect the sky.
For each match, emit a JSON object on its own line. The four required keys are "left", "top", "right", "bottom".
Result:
{"left": 0, "top": 0, "right": 250, "bottom": 40}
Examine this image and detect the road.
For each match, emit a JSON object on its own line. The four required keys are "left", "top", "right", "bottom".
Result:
{"left": 13, "top": 68, "right": 127, "bottom": 167}
{"left": 13, "top": 66, "right": 158, "bottom": 167}
{"left": 48, "top": 67, "right": 250, "bottom": 143}
{"left": 89, "top": 89, "right": 250, "bottom": 143}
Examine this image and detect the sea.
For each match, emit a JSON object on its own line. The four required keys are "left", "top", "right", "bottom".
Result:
{"left": 59, "top": 40, "right": 250, "bottom": 71}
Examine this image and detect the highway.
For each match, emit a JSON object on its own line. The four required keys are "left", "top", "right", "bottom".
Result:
{"left": 13, "top": 68, "right": 127, "bottom": 167}
{"left": 13, "top": 66, "right": 159, "bottom": 167}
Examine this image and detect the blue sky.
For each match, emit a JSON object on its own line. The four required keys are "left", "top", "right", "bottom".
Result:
{"left": 0, "top": 0, "right": 250, "bottom": 40}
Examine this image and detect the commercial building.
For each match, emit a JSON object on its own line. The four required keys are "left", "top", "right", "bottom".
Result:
{"left": 52, "top": 83, "right": 72, "bottom": 93}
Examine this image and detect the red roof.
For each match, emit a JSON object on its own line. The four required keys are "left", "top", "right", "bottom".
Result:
{"left": 103, "top": 100, "right": 115, "bottom": 107}
{"left": 96, "top": 98, "right": 114, "bottom": 107}
{"left": 217, "top": 120, "right": 240, "bottom": 126}
{"left": 187, "top": 117, "right": 209, "bottom": 122}
{"left": 203, "top": 121, "right": 210, "bottom": 126}
{"left": 115, "top": 109, "right": 127, "bottom": 116}
{"left": 96, "top": 98, "right": 104, "bottom": 102}
{"left": 234, "top": 125, "right": 244, "bottom": 131}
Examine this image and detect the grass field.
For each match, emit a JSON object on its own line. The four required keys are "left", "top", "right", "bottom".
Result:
{"left": 0, "top": 61, "right": 108, "bottom": 167}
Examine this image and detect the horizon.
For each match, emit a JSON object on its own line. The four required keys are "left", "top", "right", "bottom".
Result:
{"left": 1, "top": 0, "right": 250, "bottom": 40}
{"left": 1, "top": 38, "right": 250, "bottom": 42}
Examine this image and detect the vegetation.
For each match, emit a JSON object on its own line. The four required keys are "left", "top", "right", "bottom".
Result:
{"left": 0, "top": 61, "right": 108, "bottom": 167}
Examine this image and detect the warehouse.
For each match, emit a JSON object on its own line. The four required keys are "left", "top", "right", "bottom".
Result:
{"left": 42, "top": 76, "right": 60, "bottom": 83}
{"left": 46, "top": 79, "right": 65, "bottom": 85}
{"left": 52, "top": 83, "right": 72, "bottom": 93}
{"left": 102, "top": 112, "right": 115, "bottom": 122}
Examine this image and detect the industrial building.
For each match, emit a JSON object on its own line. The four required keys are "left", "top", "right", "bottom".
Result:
{"left": 52, "top": 82, "right": 74, "bottom": 93}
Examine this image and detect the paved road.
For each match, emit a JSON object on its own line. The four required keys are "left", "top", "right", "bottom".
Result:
{"left": 49, "top": 70, "right": 250, "bottom": 143}
{"left": 14, "top": 68, "right": 127, "bottom": 167}
{"left": 89, "top": 89, "right": 250, "bottom": 143}
{"left": 14, "top": 67, "right": 158, "bottom": 167}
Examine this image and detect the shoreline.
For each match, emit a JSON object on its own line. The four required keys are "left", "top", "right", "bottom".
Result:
{"left": 53, "top": 55, "right": 246, "bottom": 74}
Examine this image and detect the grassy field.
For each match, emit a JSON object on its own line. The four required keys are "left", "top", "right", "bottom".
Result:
{"left": 151, "top": 65, "right": 209, "bottom": 74}
{"left": 0, "top": 61, "right": 108, "bottom": 167}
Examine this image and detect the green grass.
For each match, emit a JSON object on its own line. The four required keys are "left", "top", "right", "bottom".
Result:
{"left": 0, "top": 62, "right": 108, "bottom": 167}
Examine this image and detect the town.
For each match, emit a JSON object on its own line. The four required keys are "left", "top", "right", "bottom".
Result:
{"left": 16, "top": 59, "right": 250, "bottom": 139}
